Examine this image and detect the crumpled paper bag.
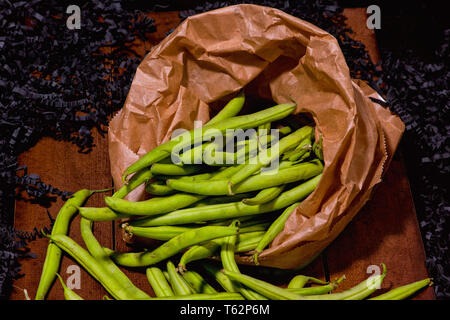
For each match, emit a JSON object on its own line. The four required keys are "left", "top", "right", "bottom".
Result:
{"left": 108, "top": 4, "right": 405, "bottom": 269}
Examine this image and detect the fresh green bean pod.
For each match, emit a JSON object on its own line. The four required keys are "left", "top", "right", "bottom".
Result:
{"left": 313, "top": 134, "right": 324, "bottom": 161}
{"left": 223, "top": 270, "right": 364, "bottom": 300}
{"left": 150, "top": 292, "right": 244, "bottom": 300}
{"left": 235, "top": 233, "right": 265, "bottom": 253}
{"left": 242, "top": 185, "right": 285, "bottom": 205}
{"left": 307, "top": 264, "right": 387, "bottom": 300}
{"left": 368, "top": 278, "right": 431, "bottom": 300}
{"left": 228, "top": 126, "right": 314, "bottom": 189}
{"left": 220, "top": 230, "right": 268, "bottom": 300}
{"left": 202, "top": 262, "right": 237, "bottom": 293}
{"left": 154, "top": 172, "right": 214, "bottom": 182}
{"left": 122, "top": 102, "right": 296, "bottom": 181}
{"left": 107, "top": 161, "right": 248, "bottom": 217}
{"left": 35, "top": 189, "right": 94, "bottom": 300}
{"left": 110, "top": 224, "right": 239, "bottom": 267}
{"left": 253, "top": 202, "right": 300, "bottom": 264}
{"left": 166, "top": 261, "right": 195, "bottom": 295}
{"left": 145, "top": 180, "right": 176, "bottom": 196}
{"left": 192, "top": 193, "right": 254, "bottom": 207}
{"left": 287, "top": 274, "right": 328, "bottom": 289}
{"left": 151, "top": 163, "right": 203, "bottom": 176}
{"left": 105, "top": 193, "right": 206, "bottom": 216}
{"left": 181, "top": 270, "right": 218, "bottom": 294}
{"left": 79, "top": 218, "right": 151, "bottom": 300}
{"left": 46, "top": 234, "right": 136, "bottom": 300}
{"left": 146, "top": 267, "right": 175, "bottom": 297}
{"left": 79, "top": 206, "right": 130, "bottom": 222}
{"left": 206, "top": 91, "right": 245, "bottom": 126}
{"left": 130, "top": 173, "right": 322, "bottom": 227}
{"left": 56, "top": 273, "right": 84, "bottom": 300}
{"left": 124, "top": 225, "right": 196, "bottom": 241}
{"left": 178, "top": 231, "right": 266, "bottom": 271}
{"left": 128, "top": 220, "right": 268, "bottom": 243}
{"left": 288, "top": 283, "right": 335, "bottom": 295}
{"left": 178, "top": 240, "right": 222, "bottom": 272}
{"left": 112, "top": 168, "right": 153, "bottom": 199}
{"left": 222, "top": 269, "right": 306, "bottom": 300}
{"left": 166, "top": 160, "right": 322, "bottom": 196}
{"left": 284, "top": 138, "right": 312, "bottom": 162}
{"left": 82, "top": 172, "right": 217, "bottom": 222}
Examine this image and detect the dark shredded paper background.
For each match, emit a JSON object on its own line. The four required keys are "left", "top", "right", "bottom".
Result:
{"left": 0, "top": 0, "right": 448, "bottom": 299}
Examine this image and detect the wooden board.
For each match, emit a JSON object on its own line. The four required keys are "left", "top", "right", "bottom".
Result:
{"left": 10, "top": 8, "right": 434, "bottom": 300}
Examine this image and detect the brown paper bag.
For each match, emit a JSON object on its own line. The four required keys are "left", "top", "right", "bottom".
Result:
{"left": 108, "top": 4, "right": 405, "bottom": 269}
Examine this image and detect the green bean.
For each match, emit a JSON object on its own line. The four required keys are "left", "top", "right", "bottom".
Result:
{"left": 151, "top": 163, "right": 203, "bottom": 176}
{"left": 145, "top": 180, "right": 176, "bottom": 196}
{"left": 166, "top": 160, "right": 323, "bottom": 196}
{"left": 105, "top": 193, "right": 206, "bottom": 216}
{"left": 223, "top": 270, "right": 352, "bottom": 300}
{"left": 203, "top": 139, "right": 259, "bottom": 166}
{"left": 242, "top": 185, "right": 285, "bottom": 205}
{"left": 253, "top": 202, "right": 300, "bottom": 265}
{"left": 146, "top": 267, "right": 175, "bottom": 297}
{"left": 112, "top": 168, "right": 153, "bottom": 199}
{"left": 45, "top": 233, "right": 135, "bottom": 300}
{"left": 85, "top": 167, "right": 243, "bottom": 222}
{"left": 235, "top": 233, "right": 265, "bottom": 253}
{"left": 56, "top": 273, "right": 84, "bottom": 300}
{"left": 202, "top": 262, "right": 236, "bottom": 293}
{"left": 122, "top": 102, "right": 296, "bottom": 181}
{"left": 288, "top": 284, "right": 335, "bottom": 295}
{"left": 177, "top": 133, "right": 235, "bottom": 165}
{"left": 206, "top": 91, "right": 245, "bottom": 126}
{"left": 228, "top": 126, "right": 314, "bottom": 191}
{"left": 107, "top": 161, "right": 248, "bottom": 216}
{"left": 287, "top": 274, "right": 328, "bottom": 289}
{"left": 258, "top": 122, "right": 271, "bottom": 133}
{"left": 153, "top": 172, "right": 214, "bottom": 182}
{"left": 80, "top": 168, "right": 154, "bottom": 221}
{"left": 166, "top": 261, "right": 195, "bottom": 295}
{"left": 150, "top": 292, "right": 244, "bottom": 300}
{"left": 313, "top": 133, "right": 324, "bottom": 161}
{"left": 128, "top": 220, "right": 268, "bottom": 243}
{"left": 222, "top": 269, "right": 306, "bottom": 300}
{"left": 305, "top": 264, "right": 387, "bottom": 300}
{"left": 79, "top": 206, "right": 130, "bottom": 222}
{"left": 123, "top": 225, "right": 196, "bottom": 241}
{"left": 181, "top": 270, "right": 218, "bottom": 294}
{"left": 192, "top": 193, "right": 254, "bottom": 207}
{"left": 79, "top": 218, "right": 151, "bottom": 300}
{"left": 220, "top": 228, "right": 268, "bottom": 300}
{"left": 178, "top": 240, "right": 222, "bottom": 272}
{"left": 36, "top": 189, "right": 95, "bottom": 300}
{"left": 287, "top": 275, "right": 344, "bottom": 295}
{"left": 368, "top": 278, "right": 432, "bottom": 300}
{"left": 283, "top": 137, "right": 312, "bottom": 162}
{"left": 109, "top": 224, "right": 239, "bottom": 267}
{"left": 178, "top": 231, "right": 266, "bottom": 271}
{"left": 130, "top": 173, "right": 322, "bottom": 227}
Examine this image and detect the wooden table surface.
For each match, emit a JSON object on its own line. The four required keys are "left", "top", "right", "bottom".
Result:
{"left": 10, "top": 8, "right": 435, "bottom": 300}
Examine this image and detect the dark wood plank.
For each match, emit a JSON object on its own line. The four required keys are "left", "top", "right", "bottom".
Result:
{"left": 11, "top": 130, "right": 113, "bottom": 300}
{"left": 324, "top": 8, "right": 434, "bottom": 299}
{"left": 325, "top": 153, "right": 434, "bottom": 299}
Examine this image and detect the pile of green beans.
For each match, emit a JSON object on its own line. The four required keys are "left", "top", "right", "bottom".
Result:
{"left": 35, "top": 93, "right": 432, "bottom": 300}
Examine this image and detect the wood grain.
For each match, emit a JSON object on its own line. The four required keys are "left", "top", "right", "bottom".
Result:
{"left": 324, "top": 8, "right": 434, "bottom": 299}
{"left": 11, "top": 130, "right": 113, "bottom": 300}
{"left": 10, "top": 8, "right": 433, "bottom": 300}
